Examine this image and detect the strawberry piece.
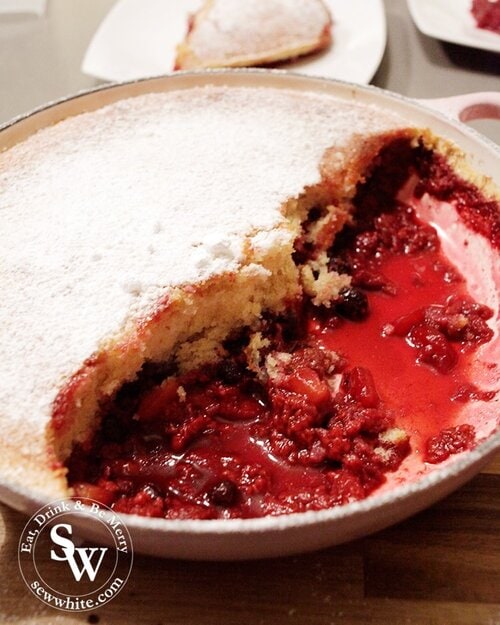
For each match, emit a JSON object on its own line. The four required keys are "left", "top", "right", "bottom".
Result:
{"left": 343, "top": 366, "right": 380, "bottom": 408}
{"left": 279, "top": 366, "right": 331, "bottom": 407}
{"left": 383, "top": 307, "right": 426, "bottom": 336}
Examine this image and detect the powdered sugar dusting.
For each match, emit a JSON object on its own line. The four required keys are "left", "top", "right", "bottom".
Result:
{"left": 187, "top": 0, "right": 331, "bottom": 62}
{"left": 0, "top": 85, "right": 403, "bottom": 487}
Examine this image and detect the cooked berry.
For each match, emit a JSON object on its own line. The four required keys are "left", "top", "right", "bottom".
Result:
{"left": 408, "top": 325, "right": 458, "bottom": 374}
{"left": 425, "top": 424, "right": 476, "bottom": 463}
{"left": 336, "top": 287, "right": 369, "bottom": 321}
{"left": 209, "top": 480, "right": 239, "bottom": 507}
{"left": 342, "top": 367, "right": 379, "bottom": 408}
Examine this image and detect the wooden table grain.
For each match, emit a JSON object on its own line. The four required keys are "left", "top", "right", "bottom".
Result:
{"left": 1, "top": 454, "right": 498, "bottom": 625}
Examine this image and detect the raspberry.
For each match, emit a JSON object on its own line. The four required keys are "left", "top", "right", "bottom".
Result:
{"left": 425, "top": 424, "right": 476, "bottom": 463}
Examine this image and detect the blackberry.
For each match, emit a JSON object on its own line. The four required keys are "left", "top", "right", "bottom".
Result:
{"left": 208, "top": 480, "right": 239, "bottom": 507}
{"left": 336, "top": 287, "right": 369, "bottom": 322}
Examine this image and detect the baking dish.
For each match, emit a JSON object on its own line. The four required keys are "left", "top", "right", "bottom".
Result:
{"left": 1, "top": 70, "right": 498, "bottom": 559}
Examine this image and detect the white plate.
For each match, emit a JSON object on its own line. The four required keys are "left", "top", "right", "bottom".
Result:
{"left": 407, "top": 0, "right": 500, "bottom": 53}
{"left": 82, "top": 0, "right": 387, "bottom": 84}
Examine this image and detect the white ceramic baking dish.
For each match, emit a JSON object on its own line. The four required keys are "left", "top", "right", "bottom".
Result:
{"left": 1, "top": 71, "right": 498, "bottom": 560}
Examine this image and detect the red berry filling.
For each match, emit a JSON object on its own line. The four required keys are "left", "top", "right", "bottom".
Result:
{"left": 67, "top": 199, "right": 495, "bottom": 519}
{"left": 66, "top": 146, "right": 497, "bottom": 520}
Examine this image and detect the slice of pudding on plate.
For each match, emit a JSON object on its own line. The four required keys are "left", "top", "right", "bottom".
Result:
{"left": 174, "top": 0, "right": 332, "bottom": 70}
{"left": 0, "top": 84, "right": 498, "bottom": 519}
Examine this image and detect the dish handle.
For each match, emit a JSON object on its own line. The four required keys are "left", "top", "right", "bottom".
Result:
{"left": 417, "top": 93, "right": 500, "bottom": 123}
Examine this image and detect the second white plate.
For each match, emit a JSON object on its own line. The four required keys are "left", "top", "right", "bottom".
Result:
{"left": 82, "top": 0, "right": 387, "bottom": 84}
{"left": 408, "top": 0, "right": 500, "bottom": 53}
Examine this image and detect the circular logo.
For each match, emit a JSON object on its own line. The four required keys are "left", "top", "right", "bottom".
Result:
{"left": 18, "top": 498, "right": 133, "bottom": 612}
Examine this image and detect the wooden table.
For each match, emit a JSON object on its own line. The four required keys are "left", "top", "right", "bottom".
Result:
{"left": 1, "top": 454, "right": 498, "bottom": 625}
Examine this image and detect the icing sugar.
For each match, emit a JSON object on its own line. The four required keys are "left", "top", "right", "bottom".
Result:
{"left": 187, "top": 0, "right": 331, "bottom": 61}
